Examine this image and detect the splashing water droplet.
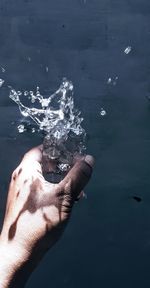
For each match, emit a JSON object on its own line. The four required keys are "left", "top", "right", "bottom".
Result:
{"left": 124, "top": 46, "right": 132, "bottom": 54}
{"left": 9, "top": 78, "right": 86, "bottom": 173}
{"left": 24, "top": 91, "right": 29, "bottom": 96}
{"left": 107, "top": 76, "right": 118, "bottom": 86}
{"left": 100, "top": 108, "right": 106, "bottom": 116}
{"left": 18, "top": 124, "right": 26, "bottom": 133}
{"left": 113, "top": 76, "right": 118, "bottom": 86}
{"left": 0, "top": 79, "right": 4, "bottom": 87}
{"left": 57, "top": 163, "right": 70, "bottom": 172}
{"left": 41, "top": 98, "right": 49, "bottom": 108}
{"left": 83, "top": 192, "right": 87, "bottom": 199}
{"left": 17, "top": 91, "right": 22, "bottom": 96}
{"left": 107, "top": 78, "right": 112, "bottom": 84}
{"left": 32, "top": 128, "right": 36, "bottom": 133}
{"left": 27, "top": 57, "right": 31, "bottom": 62}
{"left": 1, "top": 67, "right": 5, "bottom": 73}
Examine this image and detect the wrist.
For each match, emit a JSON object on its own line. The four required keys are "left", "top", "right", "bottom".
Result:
{"left": 0, "top": 239, "right": 31, "bottom": 288}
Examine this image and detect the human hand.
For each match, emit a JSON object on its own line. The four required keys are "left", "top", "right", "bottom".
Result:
{"left": 0, "top": 145, "right": 94, "bottom": 287}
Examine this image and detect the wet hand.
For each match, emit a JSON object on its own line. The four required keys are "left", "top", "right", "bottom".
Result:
{"left": 1, "top": 145, "right": 94, "bottom": 269}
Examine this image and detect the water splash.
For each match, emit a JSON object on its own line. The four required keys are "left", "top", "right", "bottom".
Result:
{"left": 9, "top": 78, "right": 86, "bottom": 172}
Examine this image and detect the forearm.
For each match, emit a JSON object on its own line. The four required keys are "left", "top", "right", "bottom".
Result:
{"left": 0, "top": 240, "right": 31, "bottom": 288}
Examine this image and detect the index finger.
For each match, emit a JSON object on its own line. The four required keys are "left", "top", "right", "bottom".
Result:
{"left": 21, "top": 145, "right": 57, "bottom": 175}
{"left": 22, "top": 145, "right": 43, "bottom": 164}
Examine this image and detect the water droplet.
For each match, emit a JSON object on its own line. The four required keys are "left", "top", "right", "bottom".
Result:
{"left": 113, "top": 76, "right": 118, "bottom": 86}
{"left": 24, "top": 91, "right": 29, "bottom": 96}
{"left": 29, "top": 91, "right": 34, "bottom": 96}
{"left": 31, "top": 128, "right": 36, "bottom": 133}
{"left": 46, "top": 66, "right": 49, "bottom": 72}
{"left": 107, "top": 76, "right": 118, "bottom": 86}
{"left": 0, "top": 79, "right": 4, "bottom": 87}
{"left": 17, "top": 91, "right": 22, "bottom": 96}
{"left": 54, "top": 130, "right": 62, "bottom": 140}
{"left": 1, "top": 67, "right": 5, "bottom": 73}
{"left": 124, "top": 46, "right": 132, "bottom": 54}
{"left": 100, "top": 108, "right": 106, "bottom": 116}
{"left": 18, "top": 124, "right": 26, "bottom": 133}
{"left": 57, "top": 163, "right": 70, "bottom": 172}
{"left": 21, "top": 110, "right": 29, "bottom": 117}
{"left": 41, "top": 98, "right": 49, "bottom": 108}
{"left": 107, "top": 78, "right": 112, "bottom": 84}
{"left": 83, "top": 192, "right": 87, "bottom": 199}
{"left": 31, "top": 98, "right": 36, "bottom": 103}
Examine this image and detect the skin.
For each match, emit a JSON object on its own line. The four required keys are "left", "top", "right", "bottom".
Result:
{"left": 0, "top": 145, "right": 94, "bottom": 287}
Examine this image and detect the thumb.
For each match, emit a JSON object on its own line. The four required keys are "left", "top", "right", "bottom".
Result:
{"left": 59, "top": 155, "right": 94, "bottom": 201}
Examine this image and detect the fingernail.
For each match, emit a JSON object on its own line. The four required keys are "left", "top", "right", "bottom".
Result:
{"left": 84, "top": 155, "right": 95, "bottom": 168}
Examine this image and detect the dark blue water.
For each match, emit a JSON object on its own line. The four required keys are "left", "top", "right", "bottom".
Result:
{"left": 1, "top": 0, "right": 150, "bottom": 287}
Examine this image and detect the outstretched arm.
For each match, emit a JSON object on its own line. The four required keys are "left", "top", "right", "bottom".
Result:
{"left": 0, "top": 145, "right": 94, "bottom": 287}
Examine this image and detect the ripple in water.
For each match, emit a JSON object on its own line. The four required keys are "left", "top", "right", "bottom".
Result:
{"left": 9, "top": 78, "right": 86, "bottom": 173}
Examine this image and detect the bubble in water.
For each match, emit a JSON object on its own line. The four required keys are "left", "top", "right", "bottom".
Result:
{"left": 9, "top": 78, "right": 86, "bottom": 173}
{"left": 100, "top": 108, "right": 106, "bottom": 116}
{"left": 0, "top": 79, "right": 4, "bottom": 87}
{"left": 124, "top": 46, "right": 132, "bottom": 54}
{"left": 46, "top": 67, "right": 49, "bottom": 72}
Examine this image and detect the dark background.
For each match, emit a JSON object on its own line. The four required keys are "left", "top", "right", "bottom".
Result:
{"left": 0, "top": 0, "right": 150, "bottom": 287}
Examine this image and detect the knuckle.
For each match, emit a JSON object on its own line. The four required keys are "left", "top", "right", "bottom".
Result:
{"left": 62, "top": 194, "right": 73, "bottom": 213}
{"left": 56, "top": 188, "right": 64, "bottom": 198}
{"left": 11, "top": 169, "right": 17, "bottom": 181}
{"left": 62, "top": 203, "right": 72, "bottom": 215}
{"left": 64, "top": 178, "right": 72, "bottom": 195}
